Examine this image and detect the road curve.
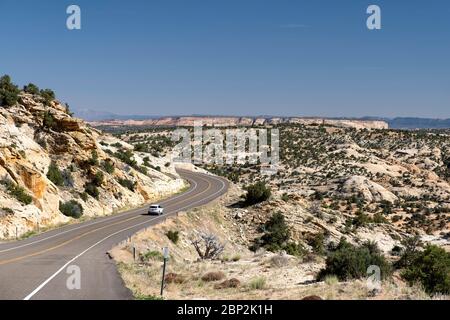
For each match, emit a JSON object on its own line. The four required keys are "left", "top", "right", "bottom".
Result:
{"left": 0, "top": 169, "right": 229, "bottom": 300}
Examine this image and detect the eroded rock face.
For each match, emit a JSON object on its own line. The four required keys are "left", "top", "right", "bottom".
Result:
{"left": 0, "top": 93, "right": 185, "bottom": 239}
{"left": 89, "top": 116, "right": 389, "bottom": 130}
{"left": 341, "top": 176, "right": 398, "bottom": 203}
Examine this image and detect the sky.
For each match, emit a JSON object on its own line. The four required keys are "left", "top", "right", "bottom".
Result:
{"left": 1, "top": 0, "right": 449, "bottom": 118}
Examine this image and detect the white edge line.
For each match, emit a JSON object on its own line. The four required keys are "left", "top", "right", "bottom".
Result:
{"left": 23, "top": 174, "right": 226, "bottom": 300}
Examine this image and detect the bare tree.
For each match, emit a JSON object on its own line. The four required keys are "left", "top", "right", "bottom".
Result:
{"left": 191, "top": 233, "right": 225, "bottom": 260}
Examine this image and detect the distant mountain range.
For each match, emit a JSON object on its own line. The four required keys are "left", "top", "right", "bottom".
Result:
{"left": 73, "top": 109, "right": 450, "bottom": 129}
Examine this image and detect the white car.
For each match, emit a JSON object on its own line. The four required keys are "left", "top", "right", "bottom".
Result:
{"left": 148, "top": 204, "right": 164, "bottom": 215}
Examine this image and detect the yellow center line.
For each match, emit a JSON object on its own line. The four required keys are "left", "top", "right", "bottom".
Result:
{"left": 0, "top": 215, "right": 140, "bottom": 266}
{"left": 0, "top": 174, "right": 213, "bottom": 266}
{"left": 163, "top": 174, "right": 212, "bottom": 209}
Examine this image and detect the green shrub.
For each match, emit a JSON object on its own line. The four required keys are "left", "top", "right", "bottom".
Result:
{"left": 79, "top": 192, "right": 88, "bottom": 202}
{"left": 59, "top": 200, "right": 84, "bottom": 218}
{"left": 40, "top": 88, "right": 55, "bottom": 106}
{"left": 260, "top": 212, "right": 290, "bottom": 251}
{"left": 47, "top": 162, "right": 64, "bottom": 186}
{"left": 88, "top": 150, "right": 99, "bottom": 166}
{"left": 0, "top": 179, "right": 33, "bottom": 205}
{"left": 84, "top": 182, "right": 99, "bottom": 199}
{"left": 23, "top": 83, "right": 40, "bottom": 95}
{"left": 248, "top": 277, "right": 266, "bottom": 290}
{"left": 317, "top": 238, "right": 391, "bottom": 281}
{"left": 308, "top": 232, "right": 326, "bottom": 255}
{"left": 1, "top": 207, "right": 14, "bottom": 215}
{"left": 282, "top": 242, "right": 307, "bottom": 257}
{"left": 401, "top": 245, "right": 450, "bottom": 295}
{"left": 324, "top": 275, "right": 339, "bottom": 286}
{"left": 352, "top": 212, "right": 371, "bottom": 228}
{"left": 114, "top": 149, "right": 137, "bottom": 167}
{"left": 243, "top": 181, "right": 271, "bottom": 205}
{"left": 0, "top": 75, "right": 20, "bottom": 106}
{"left": 42, "top": 111, "right": 56, "bottom": 130}
{"left": 92, "top": 171, "right": 104, "bottom": 187}
{"left": 102, "top": 160, "right": 115, "bottom": 174}
{"left": 231, "top": 254, "right": 241, "bottom": 262}
{"left": 395, "top": 236, "right": 422, "bottom": 269}
{"left": 140, "top": 250, "right": 164, "bottom": 262}
{"left": 118, "top": 178, "right": 135, "bottom": 191}
{"left": 166, "top": 230, "right": 179, "bottom": 244}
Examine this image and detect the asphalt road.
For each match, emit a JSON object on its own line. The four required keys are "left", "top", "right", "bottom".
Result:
{"left": 0, "top": 169, "right": 228, "bottom": 300}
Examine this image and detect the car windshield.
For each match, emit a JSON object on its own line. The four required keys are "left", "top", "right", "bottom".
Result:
{"left": 150, "top": 205, "right": 159, "bottom": 208}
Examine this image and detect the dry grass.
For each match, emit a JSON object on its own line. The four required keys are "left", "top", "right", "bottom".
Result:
{"left": 112, "top": 187, "right": 448, "bottom": 300}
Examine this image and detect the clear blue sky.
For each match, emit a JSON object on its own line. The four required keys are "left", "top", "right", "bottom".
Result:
{"left": 1, "top": 0, "right": 449, "bottom": 118}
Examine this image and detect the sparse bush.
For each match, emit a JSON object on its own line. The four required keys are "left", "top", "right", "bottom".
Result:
{"left": 191, "top": 233, "right": 225, "bottom": 260}
{"left": 40, "top": 88, "right": 55, "bottom": 106}
{"left": 372, "top": 212, "right": 388, "bottom": 224}
{"left": 84, "top": 182, "right": 99, "bottom": 199}
{"left": 1, "top": 207, "right": 14, "bottom": 215}
{"left": 248, "top": 277, "right": 266, "bottom": 290}
{"left": 0, "top": 179, "right": 32, "bottom": 205}
{"left": 114, "top": 149, "right": 137, "bottom": 167}
{"left": 317, "top": 238, "right": 391, "bottom": 281}
{"left": 79, "top": 192, "right": 88, "bottom": 202}
{"left": 282, "top": 242, "right": 307, "bottom": 257}
{"left": 88, "top": 150, "right": 99, "bottom": 166}
{"left": 92, "top": 171, "right": 104, "bottom": 187}
{"left": 102, "top": 160, "right": 115, "bottom": 174}
{"left": 231, "top": 254, "right": 241, "bottom": 262}
{"left": 257, "top": 212, "right": 290, "bottom": 251}
{"left": 201, "top": 271, "right": 225, "bottom": 282}
{"left": 118, "top": 178, "right": 135, "bottom": 191}
{"left": 59, "top": 200, "right": 83, "bottom": 218}
{"left": 270, "top": 254, "right": 290, "bottom": 268}
{"left": 251, "top": 212, "right": 305, "bottom": 256}
{"left": 23, "top": 83, "right": 39, "bottom": 95}
{"left": 214, "top": 278, "right": 241, "bottom": 289}
{"left": 0, "top": 75, "right": 19, "bottom": 106}
{"left": 140, "top": 250, "right": 164, "bottom": 262}
{"left": 401, "top": 245, "right": 450, "bottom": 295}
{"left": 395, "top": 236, "right": 422, "bottom": 269}
{"left": 308, "top": 232, "right": 326, "bottom": 255}
{"left": 243, "top": 181, "right": 271, "bottom": 205}
{"left": 166, "top": 230, "right": 179, "bottom": 244}
{"left": 324, "top": 275, "right": 339, "bottom": 286}
{"left": 47, "top": 162, "right": 64, "bottom": 186}
{"left": 164, "top": 272, "right": 185, "bottom": 284}
{"left": 42, "top": 111, "right": 57, "bottom": 130}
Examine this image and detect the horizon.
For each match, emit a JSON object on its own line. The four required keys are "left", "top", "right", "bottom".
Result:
{"left": 1, "top": 0, "right": 449, "bottom": 118}
{"left": 74, "top": 107, "right": 450, "bottom": 121}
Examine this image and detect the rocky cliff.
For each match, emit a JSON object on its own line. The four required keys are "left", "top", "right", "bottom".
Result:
{"left": 89, "top": 116, "right": 389, "bottom": 130}
{"left": 0, "top": 92, "right": 184, "bottom": 239}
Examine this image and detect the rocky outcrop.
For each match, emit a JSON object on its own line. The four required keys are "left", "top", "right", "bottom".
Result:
{"left": 340, "top": 176, "right": 398, "bottom": 203}
{"left": 89, "top": 116, "right": 389, "bottom": 130}
{"left": 0, "top": 93, "right": 185, "bottom": 239}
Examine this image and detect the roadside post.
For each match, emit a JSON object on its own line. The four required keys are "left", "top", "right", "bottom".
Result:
{"left": 160, "top": 247, "right": 169, "bottom": 296}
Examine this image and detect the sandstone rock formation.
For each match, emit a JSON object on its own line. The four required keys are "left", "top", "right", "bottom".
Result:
{"left": 0, "top": 93, "right": 185, "bottom": 239}
{"left": 89, "top": 116, "right": 389, "bottom": 130}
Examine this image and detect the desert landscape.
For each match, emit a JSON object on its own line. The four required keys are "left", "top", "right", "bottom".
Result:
{"left": 102, "top": 119, "right": 450, "bottom": 300}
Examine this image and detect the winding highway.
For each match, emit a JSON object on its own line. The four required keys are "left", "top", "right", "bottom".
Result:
{"left": 0, "top": 169, "right": 229, "bottom": 300}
